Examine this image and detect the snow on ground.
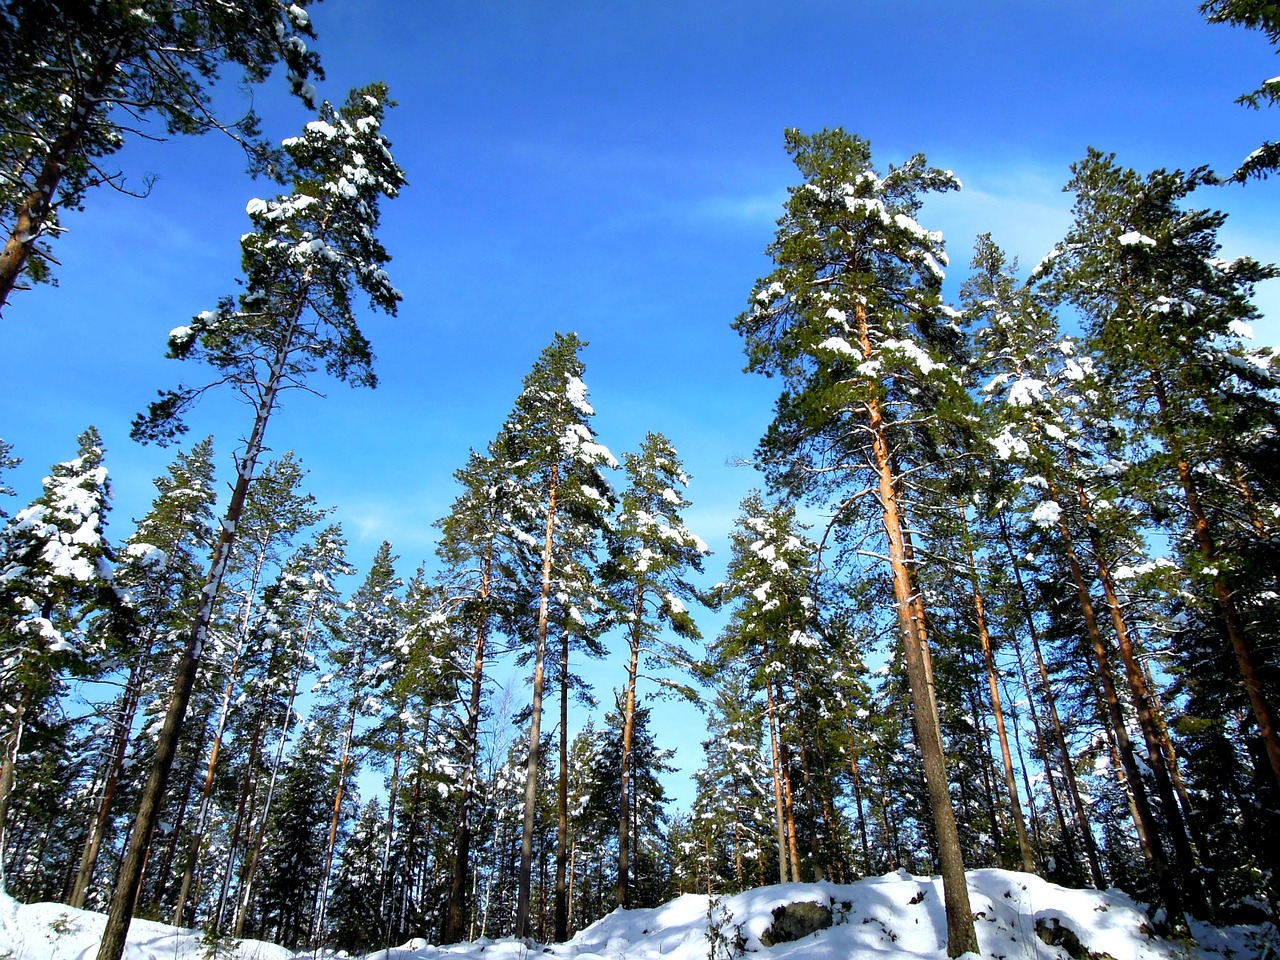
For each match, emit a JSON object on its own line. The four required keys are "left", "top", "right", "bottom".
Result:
{"left": 0, "top": 870, "right": 1273, "bottom": 960}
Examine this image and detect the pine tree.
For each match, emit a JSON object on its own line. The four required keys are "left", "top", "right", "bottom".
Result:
{"left": 733, "top": 128, "right": 977, "bottom": 956}
{"left": 603, "top": 432, "right": 707, "bottom": 907}
{"left": 0, "top": 427, "right": 121, "bottom": 885}
{"left": 312, "top": 540, "right": 404, "bottom": 946}
{"left": 232, "top": 524, "right": 350, "bottom": 938}
{"left": 494, "top": 333, "right": 616, "bottom": 939}
{"left": 1047, "top": 151, "right": 1280, "bottom": 802}
{"left": 1201, "top": 0, "right": 1280, "bottom": 180}
{"left": 436, "top": 448, "right": 527, "bottom": 942}
{"left": 0, "top": 0, "right": 322, "bottom": 308}
{"left": 100, "top": 84, "right": 403, "bottom": 960}
{"left": 708, "top": 493, "right": 825, "bottom": 885}
{"left": 69, "top": 436, "right": 218, "bottom": 909}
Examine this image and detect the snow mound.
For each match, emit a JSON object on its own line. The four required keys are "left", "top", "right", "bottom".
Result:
{"left": 0, "top": 889, "right": 291, "bottom": 960}
{"left": 0, "top": 871, "right": 1272, "bottom": 960}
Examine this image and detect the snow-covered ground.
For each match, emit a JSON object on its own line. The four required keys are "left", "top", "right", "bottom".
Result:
{"left": 0, "top": 870, "right": 1273, "bottom": 960}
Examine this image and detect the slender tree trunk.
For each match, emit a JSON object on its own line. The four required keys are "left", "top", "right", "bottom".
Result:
{"left": 1149, "top": 374, "right": 1280, "bottom": 791}
{"left": 0, "top": 693, "right": 28, "bottom": 889}
{"left": 847, "top": 739, "right": 872, "bottom": 872}
{"left": 444, "top": 540, "right": 493, "bottom": 942}
{"left": 554, "top": 630, "right": 569, "bottom": 942}
{"left": 962, "top": 515, "right": 1035, "bottom": 872}
{"left": 998, "top": 513, "right": 1105, "bottom": 888}
{"left": 1009, "top": 627, "right": 1071, "bottom": 867}
{"left": 779, "top": 740, "right": 802, "bottom": 880}
{"left": 856, "top": 305, "right": 976, "bottom": 956}
{"left": 96, "top": 315, "right": 301, "bottom": 960}
{"left": 71, "top": 638, "right": 154, "bottom": 907}
{"left": 965, "top": 681, "right": 1006, "bottom": 867}
{"left": 764, "top": 673, "right": 789, "bottom": 884}
{"left": 234, "top": 615, "right": 314, "bottom": 938}
{"left": 616, "top": 589, "right": 644, "bottom": 907}
{"left": 516, "top": 462, "right": 557, "bottom": 939}
{"left": 377, "top": 713, "right": 406, "bottom": 945}
{"left": 1048, "top": 482, "right": 1185, "bottom": 930}
{"left": 1070, "top": 471, "right": 1208, "bottom": 918}
{"left": 312, "top": 695, "right": 358, "bottom": 947}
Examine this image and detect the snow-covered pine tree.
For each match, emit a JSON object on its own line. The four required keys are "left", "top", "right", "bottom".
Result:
{"left": 967, "top": 232, "right": 1202, "bottom": 924}
{"left": 603, "top": 432, "right": 708, "bottom": 907}
{"left": 689, "top": 672, "right": 774, "bottom": 894}
{"left": 0, "top": 427, "right": 121, "bottom": 886}
{"left": 311, "top": 540, "right": 404, "bottom": 947}
{"left": 733, "top": 128, "right": 978, "bottom": 957}
{"left": 1046, "top": 151, "right": 1280, "bottom": 803}
{"left": 170, "top": 452, "right": 328, "bottom": 929}
{"left": 254, "top": 716, "right": 338, "bottom": 948}
{"left": 0, "top": 0, "right": 321, "bottom": 308}
{"left": 232, "top": 524, "right": 350, "bottom": 939}
{"left": 100, "top": 84, "right": 403, "bottom": 960}
{"left": 435, "top": 447, "right": 528, "bottom": 942}
{"left": 493, "top": 332, "right": 617, "bottom": 939}
{"left": 961, "top": 237, "right": 1112, "bottom": 886}
{"left": 708, "top": 493, "right": 823, "bottom": 886}
{"left": 68, "top": 436, "right": 218, "bottom": 909}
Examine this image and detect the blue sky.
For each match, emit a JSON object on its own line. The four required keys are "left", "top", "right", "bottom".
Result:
{"left": 3, "top": 0, "right": 1279, "bottom": 806}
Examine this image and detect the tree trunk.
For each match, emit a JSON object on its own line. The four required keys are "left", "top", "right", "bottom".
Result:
{"left": 764, "top": 672, "right": 789, "bottom": 884}
{"left": 1070, "top": 471, "right": 1208, "bottom": 918}
{"left": 962, "top": 515, "right": 1035, "bottom": 873}
{"left": 855, "top": 305, "right": 976, "bottom": 956}
{"left": 516, "top": 462, "right": 557, "bottom": 939}
{"left": 312, "top": 694, "right": 358, "bottom": 947}
{"left": 444, "top": 539, "right": 493, "bottom": 942}
{"left": 70, "top": 634, "right": 155, "bottom": 907}
{"left": 1149, "top": 373, "right": 1280, "bottom": 792}
{"left": 616, "top": 589, "right": 644, "bottom": 907}
{"left": 555, "top": 630, "right": 569, "bottom": 942}
{"left": 96, "top": 315, "right": 300, "bottom": 960}
{"left": 234, "top": 615, "right": 314, "bottom": 938}
{"left": 997, "top": 512, "right": 1105, "bottom": 889}
{"left": 0, "top": 46, "right": 121, "bottom": 311}
{"left": 1048, "top": 481, "right": 1185, "bottom": 930}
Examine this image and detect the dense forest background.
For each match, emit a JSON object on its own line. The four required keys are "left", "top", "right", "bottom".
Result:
{"left": 1, "top": 2, "right": 1280, "bottom": 959}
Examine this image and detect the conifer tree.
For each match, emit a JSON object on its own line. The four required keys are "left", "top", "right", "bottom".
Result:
{"left": 709, "top": 493, "right": 824, "bottom": 885}
{"left": 312, "top": 540, "right": 404, "bottom": 946}
{"left": 1201, "top": 0, "right": 1280, "bottom": 180}
{"left": 0, "top": 0, "right": 322, "bottom": 308}
{"left": 603, "top": 432, "right": 707, "bottom": 907}
{"left": 1047, "top": 151, "right": 1280, "bottom": 796}
{"left": 0, "top": 427, "right": 120, "bottom": 884}
{"left": 734, "top": 127, "right": 977, "bottom": 957}
{"left": 101, "top": 84, "right": 403, "bottom": 960}
{"left": 69, "top": 436, "right": 218, "bottom": 908}
{"left": 436, "top": 448, "right": 526, "bottom": 942}
{"left": 494, "top": 333, "right": 616, "bottom": 939}
{"left": 232, "top": 524, "right": 350, "bottom": 938}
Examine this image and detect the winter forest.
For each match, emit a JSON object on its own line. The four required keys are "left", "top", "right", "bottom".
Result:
{"left": 2, "top": 3, "right": 1280, "bottom": 960}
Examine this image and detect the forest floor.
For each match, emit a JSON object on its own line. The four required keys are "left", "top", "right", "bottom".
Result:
{"left": 0, "top": 868, "right": 1273, "bottom": 960}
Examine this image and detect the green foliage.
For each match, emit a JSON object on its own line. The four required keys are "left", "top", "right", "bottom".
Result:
{"left": 133, "top": 84, "right": 405, "bottom": 446}
{"left": 0, "top": 0, "right": 323, "bottom": 295}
